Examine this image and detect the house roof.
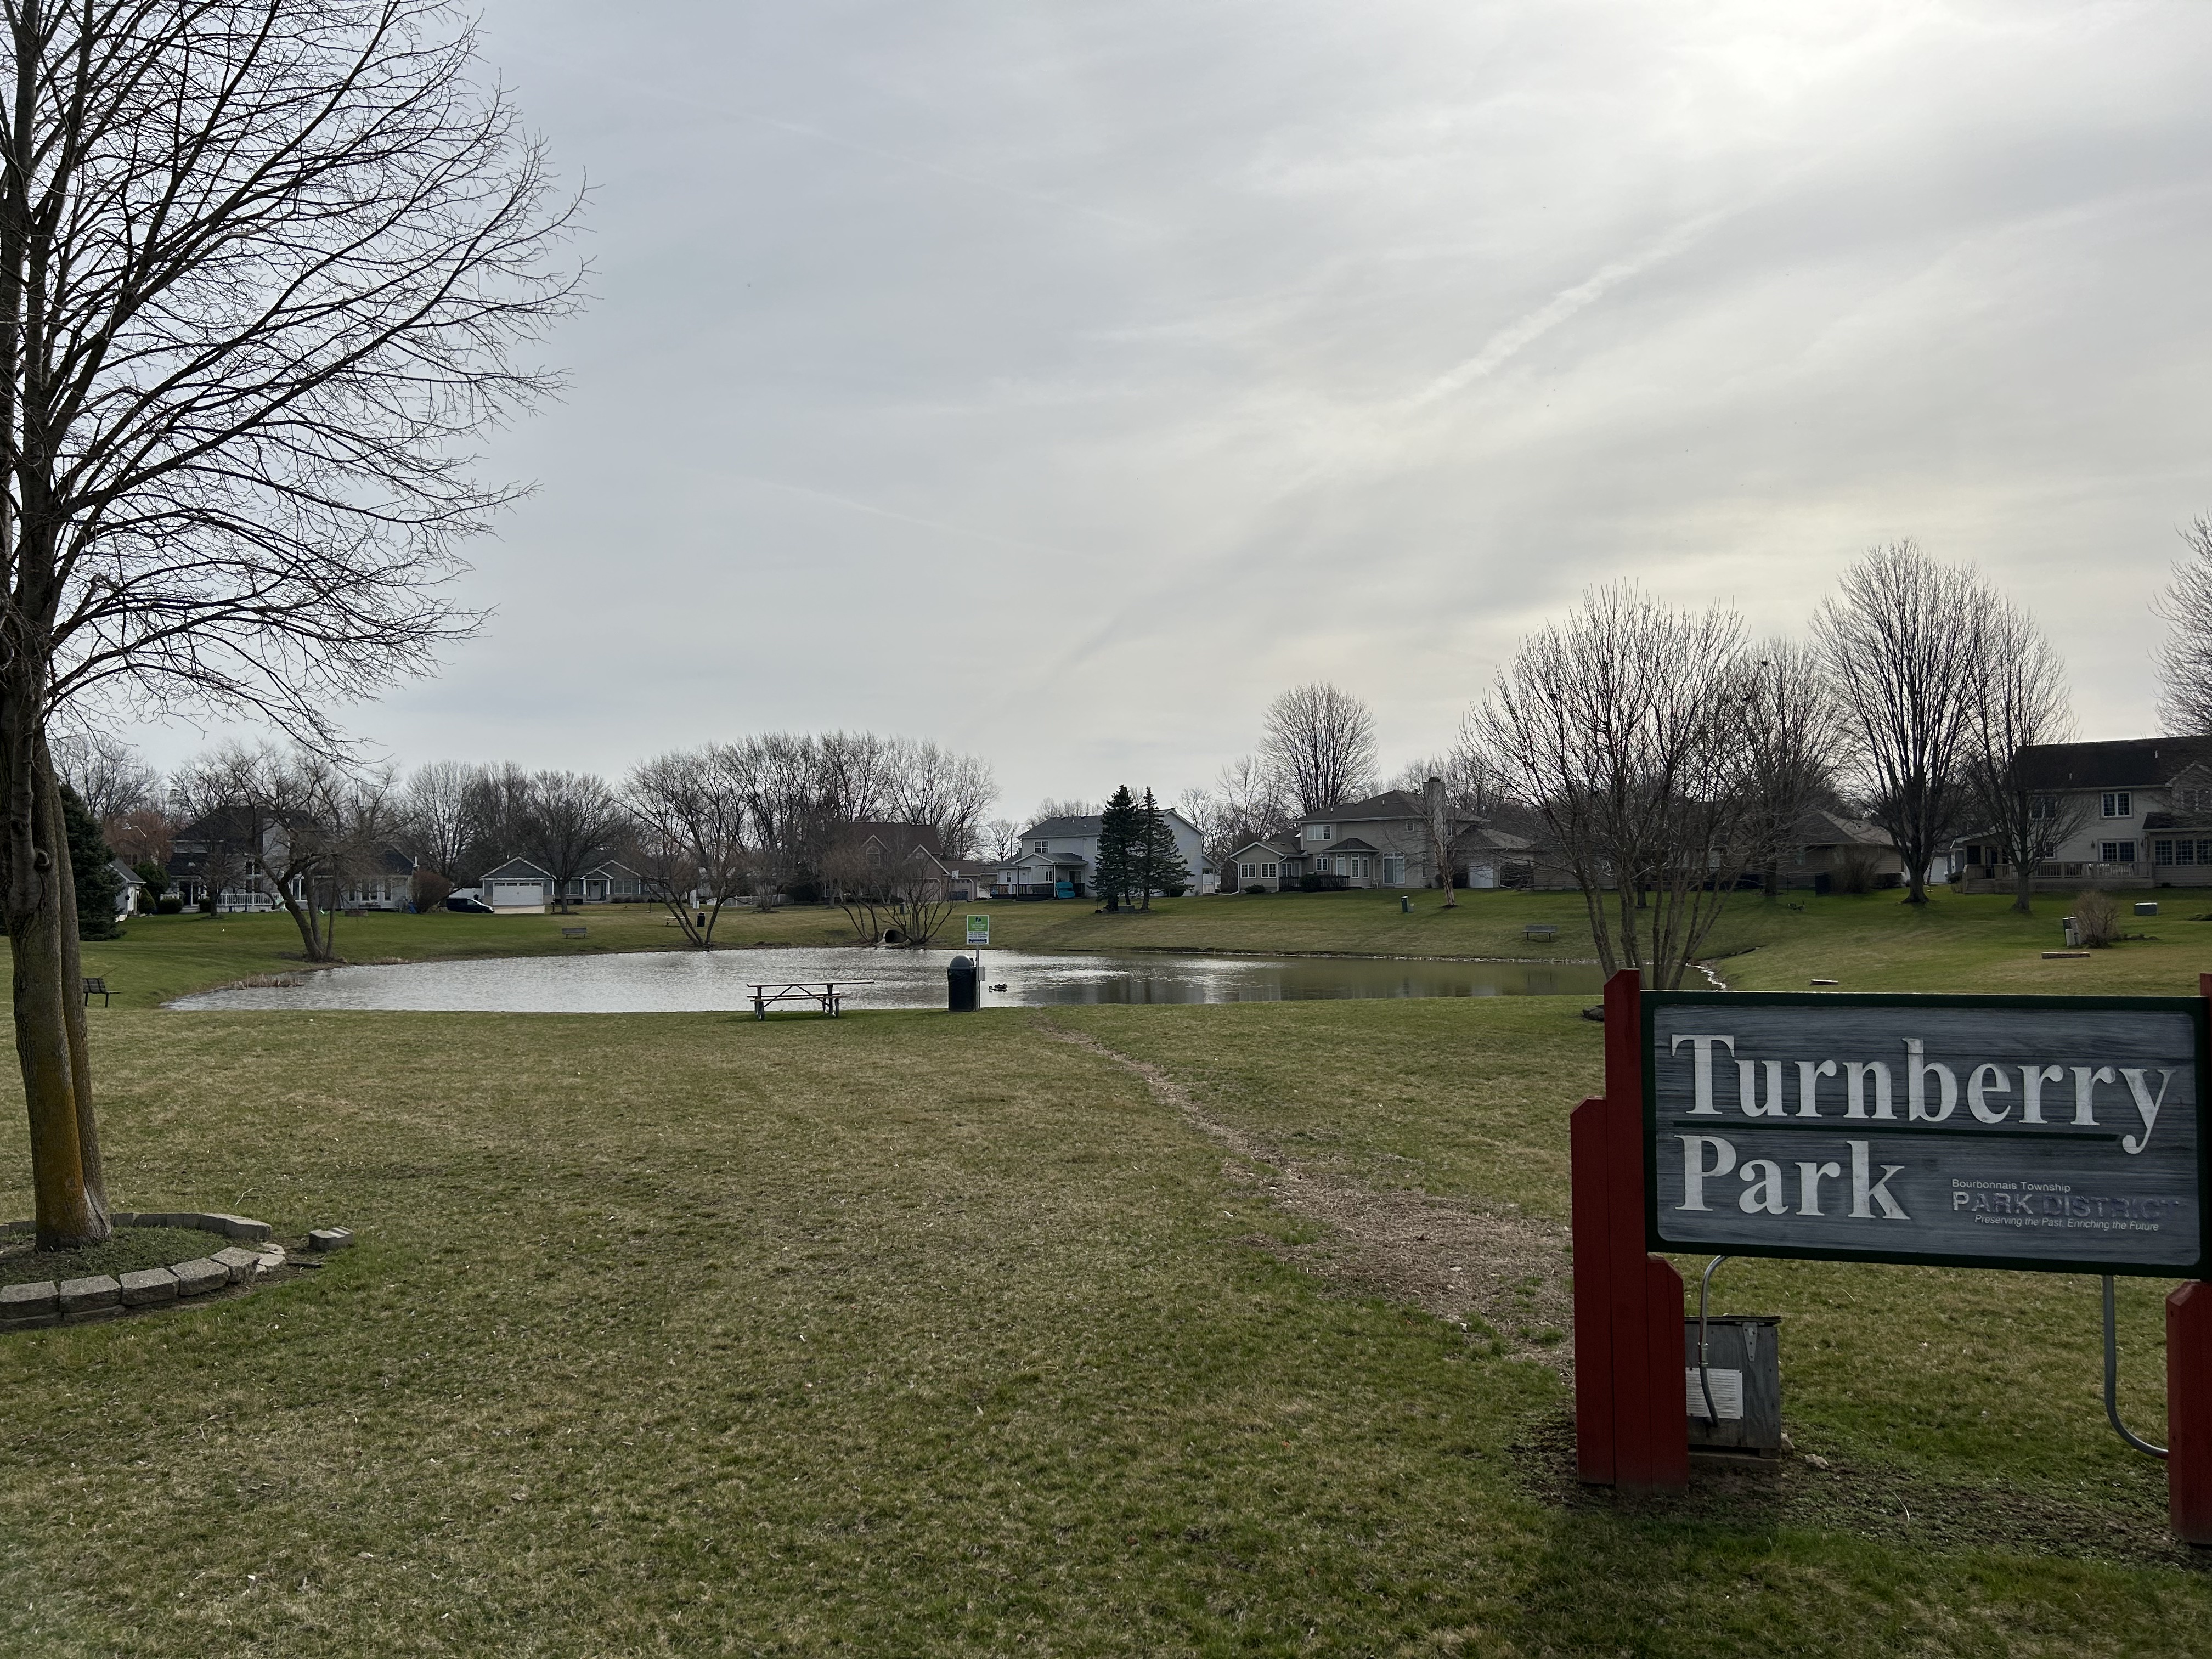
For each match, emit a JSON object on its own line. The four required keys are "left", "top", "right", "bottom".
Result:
{"left": 1019, "top": 808, "right": 1198, "bottom": 839}
{"left": 1791, "top": 809, "right": 1894, "bottom": 850}
{"left": 480, "top": 856, "right": 553, "bottom": 881}
{"left": 1301, "top": 789, "right": 1427, "bottom": 825}
{"left": 1009, "top": 849, "right": 1086, "bottom": 870}
{"left": 2015, "top": 737, "right": 2212, "bottom": 792}
{"left": 1453, "top": 825, "right": 1532, "bottom": 854}
{"left": 841, "top": 821, "right": 945, "bottom": 861}
{"left": 1328, "top": 836, "right": 1381, "bottom": 853}
{"left": 1227, "top": 838, "right": 1295, "bottom": 860}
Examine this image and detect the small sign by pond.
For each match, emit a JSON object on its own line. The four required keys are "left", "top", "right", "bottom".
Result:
{"left": 966, "top": 914, "right": 990, "bottom": 946}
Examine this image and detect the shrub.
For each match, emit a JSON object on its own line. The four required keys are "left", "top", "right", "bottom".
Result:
{"left": 1835, "top": 849, "right": 1878, "bottom": 895}
{"left": 2074, "top": 890, "right": 2120, "bottom": 947}
{"left": 1243, "top": 884, "right": 1268, "bottom": 895}
{"left": 155, "top": 897, "right": 184, "bottom": 914}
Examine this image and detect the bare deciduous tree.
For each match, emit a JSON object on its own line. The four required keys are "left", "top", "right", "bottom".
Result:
{"left": 1420, "top": 775, "right": 1459, "bottom": 908}
{"left": 1204, "top": 754, "right": 1293, "bottom": 865}
{"left": 1474, "top": 585, "right": 1754, "bottom": 988}
{"left": 1963, "top": 599, "right": 2081, "bottom": 914}
{"left": 460, "top": 763, "right": 534, "bottom": 878}
{"left": 627, "top": 748, "right": 751, "bottom": 945}
{"left": 179, "top": 746, "right": 397, "bottom": 961}
{"left": 0, "top": 0, "right": 578, "bottom": 1245}
{"left": 399, "top": 761, "right": 487, "bottom": 884}
{"left": 519, "top": 771, "right": 619, "bottom": 914}
{"left": 1391, "top": 749, "right": 1508, "bottom": 821}
{"left": 52, "top": 730, "right": 157, "bottom": 827}
{"left": 2154, "top": 516, "right": 2212, "bottom": 735}
{"left": 1737, "top": 640, "right": 1847, "bottom": 899}
{"left": 1813, "top": 542, "right": 1987, "bottom": 905}
{"left": 881, "top": 738, "right": 995, "bottom": 860}
{"left": 1261, "top": 682, "right": 1377, "bottom": 815}
{"left": 106, "top": 803, "right": 175, "bottom": 872}
{"left": 981, "top": 817, "right": 1022, "bottom": 861}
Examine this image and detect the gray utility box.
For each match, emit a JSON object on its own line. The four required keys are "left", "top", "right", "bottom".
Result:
{"left": 2135, "top": 901, "right": 2159, "bottom": 917}
{"left": 1683, "top": 1315, "right": 1783, "bottom": 1455}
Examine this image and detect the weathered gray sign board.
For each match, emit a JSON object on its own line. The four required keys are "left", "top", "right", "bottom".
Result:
{"left": 1645, "top": 993, "right": 2208, "bottom": 1276}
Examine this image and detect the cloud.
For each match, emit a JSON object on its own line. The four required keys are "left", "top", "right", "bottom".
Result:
{"left": 117, "top": 0, "right": 2212, "bottom": 813}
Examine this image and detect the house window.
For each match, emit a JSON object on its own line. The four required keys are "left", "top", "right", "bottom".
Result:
{"left": 2029, "top": 796, "right": 2056, "bottom": 821}
{"left": 2102, "top": 792, "right": 2131, "bottom": 818}
{"left": 2157, "top": 840, "right": 2175, "bottom": 865}
{"left": 1383, "top": 856, "right": 1404, "bottom": 884}
{"left": 1034, "top": 840, "right": 1048, "bottom": 854}
{"left": 1263, "top": 864, "right": 1276, "bottom": 877}
{"left": 2100, "top": 840, "right": 2137, "bottom": 863}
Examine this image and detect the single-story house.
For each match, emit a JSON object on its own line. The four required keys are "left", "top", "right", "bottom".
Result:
{"left": 342, "top": 848, "right": 420, "bottom": 911}
{"left": 568, "top": 860, "right": 644, "bottom": 905}
{"left": 1774, "top": 810, "right": 1904, "bottom": 891}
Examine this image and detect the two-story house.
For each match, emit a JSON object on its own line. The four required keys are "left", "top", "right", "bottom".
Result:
{"left": 1950, "top": 736, "right": 2212, "bottom": 888}
{"left": 1000, "top": 809, "right": 1206, "bottom": 899}
{"left": 1226, "top": 789, "right": 1537, "bottom": 891}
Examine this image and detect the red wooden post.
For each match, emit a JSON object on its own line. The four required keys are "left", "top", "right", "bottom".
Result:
{"left": 1571, "top": 967, "right": 1688, "bottom": 1490}
{"left": 2169, "top": 1282, "right": 2212, "bottom": 1545}
{"left": 2174, "top": 972, "right": 2212, "bottom": 1545}
{"left": 1570, "top": 1096, "right": 1616, "bottom": 1483}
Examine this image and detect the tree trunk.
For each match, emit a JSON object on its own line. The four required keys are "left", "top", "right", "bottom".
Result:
{"left": 2012, "top": 863, "right": 2034, "bottom": 915}
{"left": 5, "top": 712, "right": 109, "bottom": 1248}
{"left": 275, "top": 871, "right": 336, "bottom": 961}
{"left": 44, "top": 735, "right": 104, "bottom": 1210}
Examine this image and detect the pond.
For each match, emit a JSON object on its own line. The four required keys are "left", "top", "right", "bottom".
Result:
{"left": 166, "top": 947, "right": 1603, "bottom": 1014}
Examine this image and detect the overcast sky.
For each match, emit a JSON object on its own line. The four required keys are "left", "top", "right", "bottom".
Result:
{"left": 131, "top": 1, "right": 2212, "bottom": 820}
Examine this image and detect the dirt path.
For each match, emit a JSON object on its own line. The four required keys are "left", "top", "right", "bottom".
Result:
{"left": 1039, "top": 1018, "right": 1574, "bottom": 1373}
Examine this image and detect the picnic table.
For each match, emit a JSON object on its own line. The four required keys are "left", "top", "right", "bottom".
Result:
{"left": 749, "top": 981, "right": 872, "bottom": 1019}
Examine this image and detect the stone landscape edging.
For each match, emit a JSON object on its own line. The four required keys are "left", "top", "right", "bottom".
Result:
{"left": 0, "top": 1210, "right": 341, "bottom": 1333}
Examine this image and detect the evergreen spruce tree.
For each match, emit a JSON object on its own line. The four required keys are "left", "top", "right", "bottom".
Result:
{"left": 1095, "top": 786, "right": 1140, "bottom": 911}
{"left": 1136, "top": 789, "right": 1190, "bottom": 910}
{"left": 61, "top": 786, "right": 125, "bottom": 940}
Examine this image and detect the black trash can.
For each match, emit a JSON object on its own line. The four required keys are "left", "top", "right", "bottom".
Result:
{"left": 947, "top": 954, "right": 979, "bottom": 1013}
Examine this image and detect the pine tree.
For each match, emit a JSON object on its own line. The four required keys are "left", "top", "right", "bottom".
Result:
{"left": 1095, "top": 786, "right": 1140, "bottom": 911}
{"left": 61, "top": 786, "right": 125, "bottom": 940}
{"left": 1136, "top": 788, "right": 1190, "bottom": 910}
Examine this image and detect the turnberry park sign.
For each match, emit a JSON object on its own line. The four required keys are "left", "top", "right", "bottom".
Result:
{"left": 1644, "top": 992, "right": 2209, "bottom": 1276}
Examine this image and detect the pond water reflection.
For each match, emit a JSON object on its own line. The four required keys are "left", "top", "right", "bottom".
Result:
{"left": 167, "top": 947, "right": 1602, "bottom": 1013}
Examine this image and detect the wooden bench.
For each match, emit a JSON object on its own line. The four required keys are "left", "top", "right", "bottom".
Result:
{"left": 749, "top": 981, "right": 870, "bottom": 1019}
{"left": 1524, "top": 924, "right": 1559, "bottom": 942}
{"left": 561, "top": 926, "right": 587, "bottom": 939}
{"left": 82, "top": 976, "right": 110, "bottom": 1007}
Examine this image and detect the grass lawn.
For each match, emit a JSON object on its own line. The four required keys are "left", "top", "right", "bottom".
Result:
{"left": 1, "top": 890, "right": 2208, "bottom": 1651}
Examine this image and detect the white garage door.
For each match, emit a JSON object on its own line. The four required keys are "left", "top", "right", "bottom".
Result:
{"left": 486, "top": 882, "right": 544, "bottom": 908}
